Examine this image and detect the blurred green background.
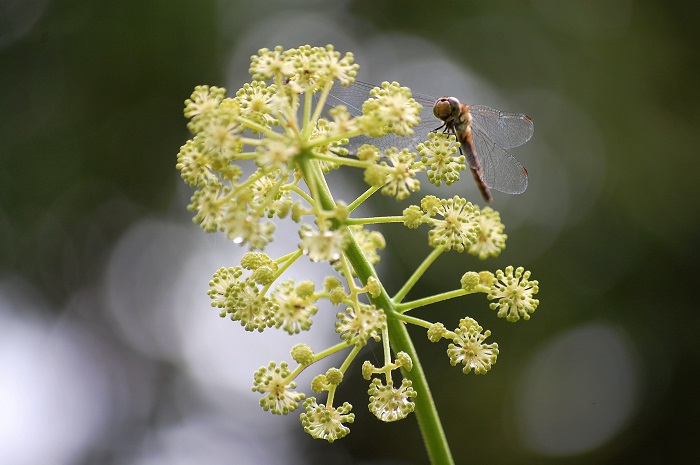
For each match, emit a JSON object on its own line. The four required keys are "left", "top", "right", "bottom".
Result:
{"left": 1, "top": 0, "right": 698, "bottom": 464}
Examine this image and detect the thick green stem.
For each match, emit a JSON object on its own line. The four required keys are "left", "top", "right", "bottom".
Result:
{"left": 298, "top": 152, "right": 454, "bottom": 465}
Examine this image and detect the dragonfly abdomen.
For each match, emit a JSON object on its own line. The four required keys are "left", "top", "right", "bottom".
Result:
{"left": 454, "top": 104, "right": 493, "bottom": 203}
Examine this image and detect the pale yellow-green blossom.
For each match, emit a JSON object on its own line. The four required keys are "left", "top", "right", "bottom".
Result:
{"left": 418, "top": 132, "right": 466, "bottom": 186}
{"left": 299, "top": 398, "right": 355, "bottom": 443}
{"left": 291, "top": 343, "right": 315, "bottom": 366}
{"left": 488, "top": 266, "right": 540, "bottom": 322}
{"left": 469, "top": 207, "right": 507, "bottom": 259}
{"left": 179, "top": 45, "right": 540, "bottom": 448}
{"left": 446, "top": 318, "right": 499, "bottom": 374}
{"left": 252, "top": 362, "right": 306, "bottom": 415}
{"left": 379, "top": 147, "right": 422, "bottom": 200}
{"left": 360, "top": 81, "right": 422, "bottom": 137}
{"left": 424, "top": 196, "right": 480, "bottom": 252}
{"left": 272, "top": 279, "right": 319, "bottom": 334}
{"left": 335, "top": 303, "right": 386, "bottom": 346}
{"left": 367, "top": 378, "right": 417, "bottom": 422}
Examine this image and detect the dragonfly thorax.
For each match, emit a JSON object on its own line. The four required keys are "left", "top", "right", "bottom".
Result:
{"left": 433, "top": 96, "right": 461, "bottom": 123}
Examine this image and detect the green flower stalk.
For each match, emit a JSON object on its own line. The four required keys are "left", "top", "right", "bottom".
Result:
{"left": 177, "top": 45, "right": 540, "bottom": 463}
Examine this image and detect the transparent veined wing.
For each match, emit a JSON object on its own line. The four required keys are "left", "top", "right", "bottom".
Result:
{"left": 321, "top": 80, "right": 443, "bottom": 153}
{"left": 322, "top": 80, "right": 531, "bottom": 195}
{"left": 471, "top": 122, "right": 528, "bottom": 194}
{"left": 468, "top": 105, "right": 533, "bottom": 149}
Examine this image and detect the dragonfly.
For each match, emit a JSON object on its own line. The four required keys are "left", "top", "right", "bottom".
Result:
{"left": 322, "top": 80, "right": 533, "bottom": 203}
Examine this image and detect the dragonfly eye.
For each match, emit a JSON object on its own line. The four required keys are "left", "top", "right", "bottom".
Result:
{"left": 433, "top": 97, "right": 461, "bottom": 122}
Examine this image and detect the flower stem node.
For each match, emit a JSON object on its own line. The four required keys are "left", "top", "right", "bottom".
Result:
{"left": 460, "top": 271, "right": 481, "bottom": 292}
{"left": 241, "top": 252, "right": 276, "bottom": 271}
{"left": 332, "top": 201, "right": 350, "bottom": 223}
{"left": 300, "top": 398, "right": 355, "bottom": 442}
{"left": 402, "top": 205, "right": 424, "bottom": 229}
{"left": 427, "top": 322, "right": 447, "bottom": 343}
{"left": 311, "top": 374, "right": 329, "bottom": 393}
{"left": 323, "top": 276, "right": 342, "bottom": 292}
{"left": 446, "top": 318, "right": 499, "bottom": 375}
{"left": 295, "top": 280, "right": 316, "bottom": 299}
{"left": 329, "top": 286, "right": 348, "bottom": 306}
{"left": 367, "top": 378, "right": 417, "bottom": 422}
{"left": 250, "top": 267, "right": 275, "bottom": 286}
{"left": 395, "top": 351, "right": 413, "bottom": 371}
{"left": 291, "top": 343, "right": 315, "bottom": 366}
{"left": 488, "top": 266, "right": 540, "bottom": 322}
{"left": 325, "top": 368, "right": 344, "bottom": 385}
{"left": 361, "top": 360, "right": 376, "bottom": 380}
{"left": 365, "top": 276, "right": 382, "bottom": 298}
{"left": 479, "top": 270, "right": 495, "bottom": 287}
{"left": 252, "top": 362, "right": 306, "bottom": 415}
{"left": 291, "top": 201, "right": 306, "bottom": 222}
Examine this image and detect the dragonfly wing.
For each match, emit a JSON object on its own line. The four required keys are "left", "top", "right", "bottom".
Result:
{"left": 471, "top": 124, "right": 528, "bottom": 194}
{"left": 323, "top": 80, "right": 374, "bottom": 116}
{"left": 469, "top": 105, "right": 533, "bottom": 149}
{"left": 322, "top": 81, "right": 439, "bottom": 153}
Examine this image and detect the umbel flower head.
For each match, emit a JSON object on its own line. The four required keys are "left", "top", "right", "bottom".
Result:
{"left": 488, "top": 266, "right": 540, "bottom": 322}
{"left": 421, "top": 195, "right": 480, "bottom": 252}
{"left": 300, "top": 398, "right": 355, "bottom": 442}
{"left": 179, "top": 45, "right": 542, "bottom": 447}
{"left": 272, "top": 279, "right": 319, "bottom": 334}
{"left": 417, "top": 132, "right": 465, "bottom": 186}
{"left": 177, "top": 44, "right": 424, "bottom": 258}
{"left": 208, "top": 266, "right": 277, "bottom": 331}
{"left": 468, "top": 207, "right": 507, "bottom": 259}
{"left": 252, "top": 362, "right": 306, "bottom": 414}
{"left": 367, "top": 378, "right": 417, "bottom": 422}
{"left": 335, "top": 303, "right": 387, "bottom": 346}
{"left": 447, "top": 318, "right": 499, "bottom": 374}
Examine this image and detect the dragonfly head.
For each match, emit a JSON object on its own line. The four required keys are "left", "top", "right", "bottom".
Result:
{"left": 433, "top": 97, "right": 461, "bottom": 123}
